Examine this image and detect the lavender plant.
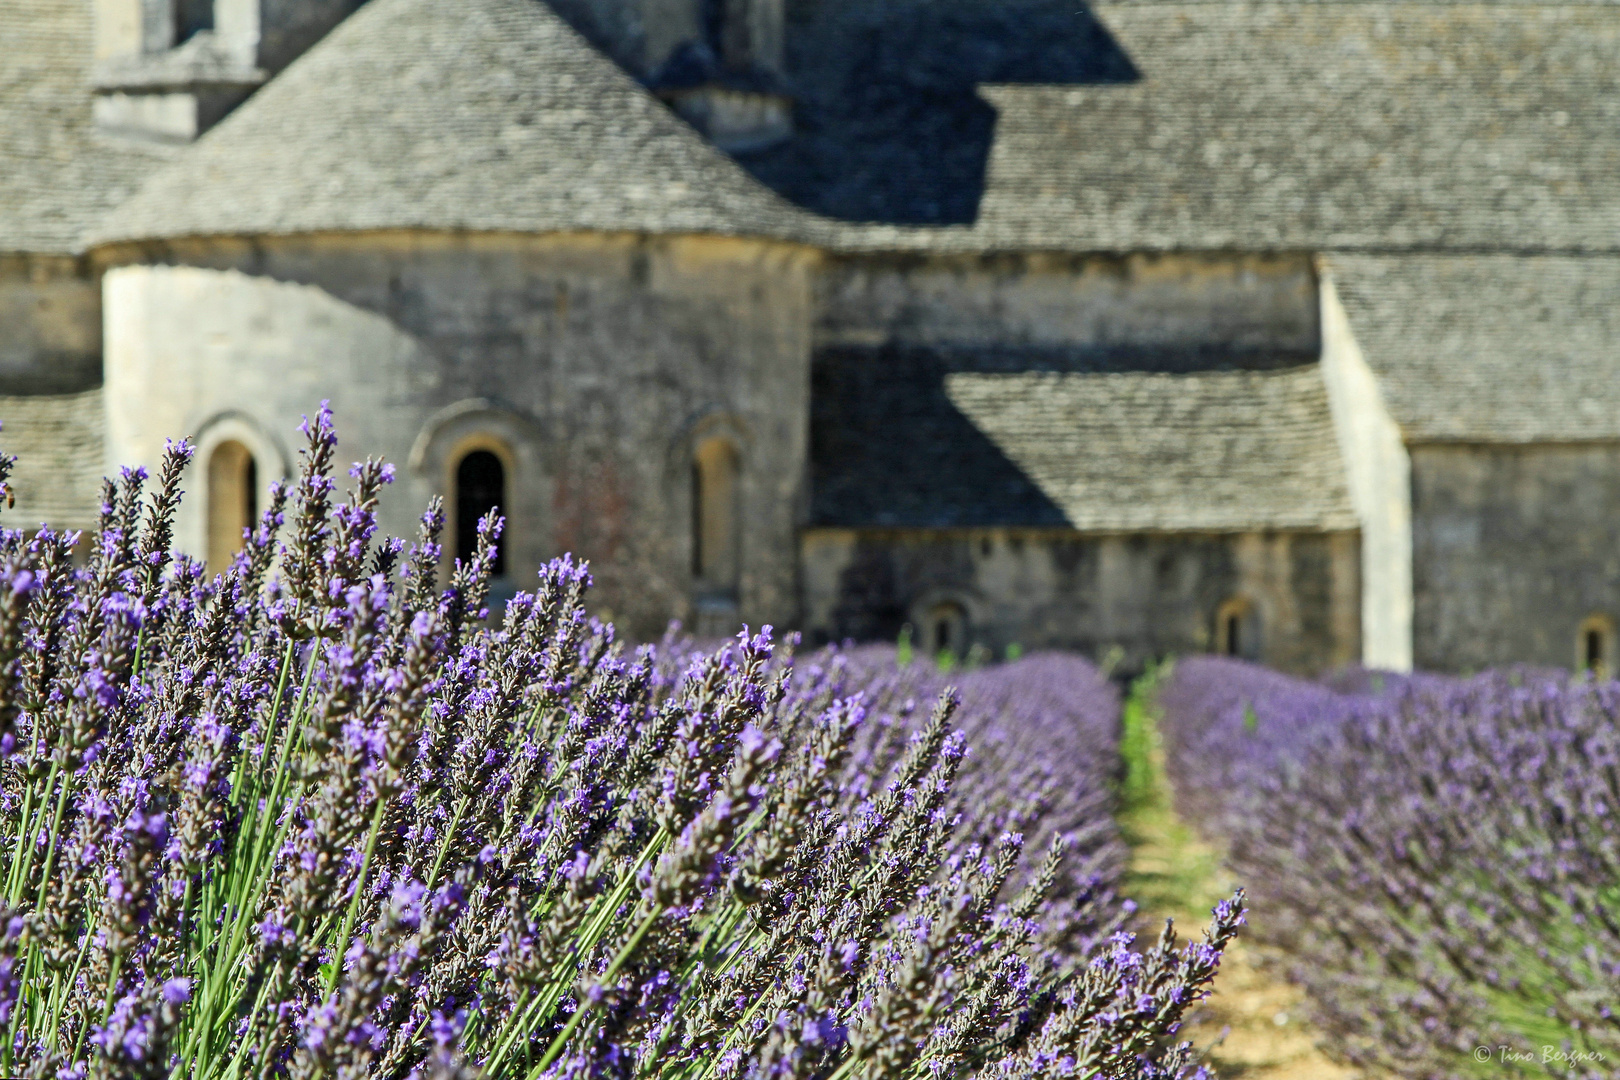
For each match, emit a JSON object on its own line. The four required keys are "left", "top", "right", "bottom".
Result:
{"left": 1159, "top": 658, "right": 1619, "bottom": 1079}
{"left": 0, "top": 409, "right": 1242, "bottom": 1079}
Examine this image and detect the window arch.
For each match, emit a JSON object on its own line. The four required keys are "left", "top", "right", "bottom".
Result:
{"left": 455, "top": 448, "right": 508, "bottom": 577}
{"left": 1215, "top": 596, "right": 1260, "bottom": 661}
{"left": 1577, "top": 614, "right": 1615, "bottom": 679}
{"left": 206, "top": 439, "right": 256, "bottom": 574}
{"left": 924, "top": 601, "right": 968, "bottom": 659}
{"left": 692, "top": 436, "right": 741, "bottom": 596}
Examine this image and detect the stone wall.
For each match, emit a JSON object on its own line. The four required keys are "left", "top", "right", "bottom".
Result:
{"left": 1318, "top": 268, "right": 1412, "bottom": 670}
{"left": 801, "top": 527, "right": 1360, "bottom": 675}
{"left": 1412, "top": 443, "right": 1620, "bottom": 671}
{"left": 814, "top": 251, "right": 1319, "bottom": 363}
{"left": 0, "top": 255, "right": 102, "bottom": 394}
{"left": 98, "top": 230, "right": 816, "bottom": 639}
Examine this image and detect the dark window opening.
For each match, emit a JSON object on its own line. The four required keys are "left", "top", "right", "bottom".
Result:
{"left": 175, "top": 0, "right": 214, "bottom": 44}
{"left": 1225, "top": 613, "right": 1241, "bottom": 657}
{"left": 456, "top": 450, "right": 507, "bottom": 577}
{"left": 1586, "top": 629, "right": 1605, "bottom": 671}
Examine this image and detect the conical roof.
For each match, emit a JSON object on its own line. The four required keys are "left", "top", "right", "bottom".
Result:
{"left": 0, "top": 0, "right": 171, "bottom": 254}
{"left": 91, "top": 0, "right": 811, "bottom": 246}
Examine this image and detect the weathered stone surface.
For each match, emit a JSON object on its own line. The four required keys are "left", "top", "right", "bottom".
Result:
{"left": 8, "top": 0, "right": 1620, "bottom": 675}
{"left": 0, "top": 388, "right": 106, "bottom": 532}
{"left": 801, "top": 527, "right": 1360, "bottom": 676}
{"left": 89, "top": 0, "right": 810, "bottom": 249}
{"left": 0, "top": 0, "right": 171, "bottom": 256}
{"left": 0, "top": 256, "right": 103, "bottom": 395}
{"left": 101, "top": 231, "right": 815, "bottom": 641}
{"left": 1330, "top": 253, "right": 1620, "bottom": 444}
{"left": 1412, "top": 444, "right": 1620, "bottom": 672}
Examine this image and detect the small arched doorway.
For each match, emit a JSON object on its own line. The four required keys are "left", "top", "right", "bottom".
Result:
{"left": 1577, "top": 614, "right": 1615, "bottom": 679}
{"left": 1215, "top": 596, "right": 1260, "bottom": 661}
{"left": 206, "top": 439, "right": 256, "bottom": 574}
{"left": 924, "top": 601, "right": 968, "bottom": 659}
{"left": 455, "top": 449, "right": 508, "bottom": 577}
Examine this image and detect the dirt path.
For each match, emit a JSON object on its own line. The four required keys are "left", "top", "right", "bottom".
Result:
{"left": 1118, "top": 683, "right": 1364, "bottom": 1080}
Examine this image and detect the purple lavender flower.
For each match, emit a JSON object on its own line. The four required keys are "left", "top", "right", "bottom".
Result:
{"left": 1159, "top": 657, "right": 1620, "bottom": 1075}
{"left": 0, "top": 410, "right": 1230, "bottom": 1080}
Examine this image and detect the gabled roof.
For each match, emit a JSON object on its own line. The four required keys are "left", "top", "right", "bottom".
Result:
{"left": 0, "top": 0, "right": 172, "bottom": 255}
{"left": 811, "top": 346, "right": 1355, "bottom": 532}
{"left": 784, "top": 0, "right": 1620, "bottom": 253}
{"left": 92, "top": 0, "right": 811, "bottom": 247}
{"left": 1328, "top": 253, "right": 1620, "bottom": 444}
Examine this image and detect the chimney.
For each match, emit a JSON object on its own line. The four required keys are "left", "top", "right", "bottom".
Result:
{"left": 91, "top": 0, "right": 361, "bottom": 143}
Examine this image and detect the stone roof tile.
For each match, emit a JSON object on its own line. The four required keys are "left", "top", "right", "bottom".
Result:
{"left": 812, "top": 346, "right": 1355, "bottom": 531}
{"left": 1329, "top": 252, "right": 1620, "bottom": 443}
{"left": 0, "top": 390, "right": 106, "bottom": 532}
{"left": 802, "top": 1, "right": 1620, "bottom": 253}
{"left": 0, "top": 0, "right": 172, "bottom": 255}
{"left": 91, "top": 0, "right": 814, "bottom": 246}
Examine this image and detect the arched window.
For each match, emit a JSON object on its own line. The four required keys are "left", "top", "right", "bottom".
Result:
{"left": 924, "top": 602, "right": 967, "bottom": 659}
{"left": 1215, "top": 597, "right": 1259, "bottom": 661}
{"left": 455, "top": 449, "right": 508, "bottom": 577}
{"left": 206, "top": 439, "right": 256, "bottom": 574}
{"left": 1577, "top": 614, "right": 1615, "bottom": 679}
{"left": 692, "top": 437, "right": 740, "bottom": 595}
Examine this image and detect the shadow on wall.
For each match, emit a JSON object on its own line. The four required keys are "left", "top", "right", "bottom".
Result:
{"left": 738, "top": 0, "right": 1138, "bottom": 224}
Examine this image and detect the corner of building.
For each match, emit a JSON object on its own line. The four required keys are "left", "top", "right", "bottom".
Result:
{"left": 1317, "top": 262, "right": 1413, "bottom": 672}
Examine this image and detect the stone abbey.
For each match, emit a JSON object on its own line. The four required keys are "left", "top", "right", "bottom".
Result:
{"left": 5, "top": 0, "right": 1620, "bottom": 674}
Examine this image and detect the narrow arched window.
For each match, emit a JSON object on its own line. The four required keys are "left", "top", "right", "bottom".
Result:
{"left": 925, "top": 602, "right": 967, "bottom": 659}
{"left": 1577, "top": 615, "right": 1615, "bottom": 679}
{"left": 1215, "top": 597, "right": 1258, "bottom": 661}
{"left": 455, "top": 449, "right": 507, "bottom": 577}
{"left": 692, "top": 437, "right": 740, "bottom": 595}
{"left": 206, "top": 440, "right": 256, "bottom": 574}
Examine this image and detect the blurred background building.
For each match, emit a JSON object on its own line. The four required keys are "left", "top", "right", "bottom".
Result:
{"left": 4, "top": 0, "right": 1619, "bottom": 674}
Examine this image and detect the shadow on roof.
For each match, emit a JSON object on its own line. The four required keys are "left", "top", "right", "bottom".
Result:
{"left": 810, "top": 341, "right": 1319, "bottom": 528}
{"left": 811, "top": 343, "right": 1071, "bottom": 528}
{"left": 741, "top": 0, "right": 1137, "bottom": 225}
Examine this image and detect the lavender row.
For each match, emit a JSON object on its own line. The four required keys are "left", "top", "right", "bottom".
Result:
{"left": 0, "top": 409, "right": 1241, "bottom": 1079}
{"left": 838, "top": 647, "right": 1128, "bottom": 910}
{"left": 1158, "top": 658, "right": 1619, "bottom": 1078}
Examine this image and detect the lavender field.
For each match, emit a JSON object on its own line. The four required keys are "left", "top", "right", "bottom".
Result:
{"left": 0, "top": 412, "right": 1242, "bottom": 1079}
{"left": 1158, "top": 658, "right": 1620, "bottom": 1079}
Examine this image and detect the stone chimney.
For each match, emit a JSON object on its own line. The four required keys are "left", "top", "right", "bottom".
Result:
{"left": 647, "top": 0, "right": 791, "bottom": 153}
{"left": 92, "top": 0, "right": 361, "bottom": 143}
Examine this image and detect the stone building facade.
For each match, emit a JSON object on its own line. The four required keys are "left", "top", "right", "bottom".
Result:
{"left": 4, "top": 0, "right": 1620, "bottom": 674}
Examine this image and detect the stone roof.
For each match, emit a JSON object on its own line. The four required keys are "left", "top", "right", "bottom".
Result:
{"left": 811, "top": 346, "right": 1355, "bottom": 531}
{"left": 92, "top": 0, "right": 811, "bottom": 246}
{"left": 0, "top": 0, "right": 172, "bottom": 255}
{"left": 82, "top": 0, "right": 1620, "bottom": 253}
{"left": 1329, "top": 253, "right": 1620, "bottom": 444}
{"left": 767, "top": 0, "right": 1620, "bottom": 253}
{"left": 0, "top": 390, "right": 106, "bottom": 532}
